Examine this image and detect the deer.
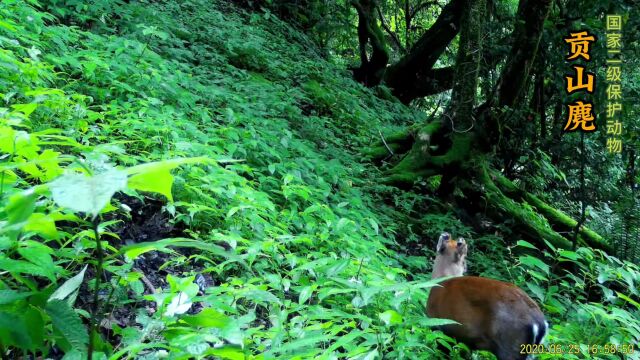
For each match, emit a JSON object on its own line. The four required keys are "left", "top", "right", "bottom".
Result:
{"left": 426, "top": 232, "right": 548, "bottom": 360}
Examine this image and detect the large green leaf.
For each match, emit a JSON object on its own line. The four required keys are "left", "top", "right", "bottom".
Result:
{"left": 119, "top": 238, "right": 194, "bottom": 259}
{"left": 117, "top": 238, "right": 246, "bottom": 269}
{"left": 3, "top": 190, "right": 37, "bottom": 240}
{"left": 49, "top": 168, "right": 128, "bottom": 218}
{"left": 24, "top": 306, "right": 45, "bottom": 350}
{"left": 49, "top": 265, "right": 87, "bottom": 305}
{"left": 126, "top": 157, "right": 209, "bottom": 201}
{"left": 24, "top": 212, "right": 59, "bottom": 239}
{"left": 558, "top": 250, "right": 580, "bottom": 261}
{"left": 45, "top": 299, "right": 89, "bottom": 352}
{"left": 416, "top": 317, "right": 459, "bottom": 327}
{"left": 0, "top": 311, "right": 32, "bottom": 349}
{"left": 379, "top": 309, "right": 402, "bottom": 326}
{"left": 0, "top": 289, "right": 32, "bottom": 305}
{"left": 17, "top": 240, "right": 59, "bottom": 281}
{"left": 516, "top": 240, "right": 538, "bottom": 250}
{"left": 6, "top": 190, "right": 36, "bottom": 225}
{"left": 205, "top": 346, "right": 245, "bottom": 360}
{"left": 298, "top": 285, "right": 315, "bottom": 304}
{"left": 0, "top": 257, "right": 57, "bottom": 281}
{"left": 519, "top": 255, "right": 550, "bottom": 274}
{"left": 617, "top": 292, "right": 640, "bottom": 310}
{"left": 181, "top": 308, "right": 232, "bottom": 328}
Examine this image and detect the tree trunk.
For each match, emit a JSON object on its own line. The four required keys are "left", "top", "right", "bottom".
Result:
{"left": 351, "top": 0, "right": 465, "bottom": 102}
{"left": 530, "top": 54, "right": 547, "bottom": 144}
{"left": 361, "top": 0, "right": 612, "bottom": 252}
{"left": 448, "top": 0, "right": 485, "bottom": 130}
{"left": 384, "top": 0, "right": 467, "bottom": 103}
{"left": 380, "top": 0, "right": 552, "bottom": 181}
{"left": 351, "top": 0, "right": 390, "bottom": 86}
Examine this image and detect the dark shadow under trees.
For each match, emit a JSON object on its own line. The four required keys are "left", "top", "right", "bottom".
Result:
{"left": 356, "top": 0, "right": 613, "bottom": 252}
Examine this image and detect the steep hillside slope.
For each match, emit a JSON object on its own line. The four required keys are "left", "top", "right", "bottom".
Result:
{"left": 0, "top": 0, "right": 449, "bottom": 358}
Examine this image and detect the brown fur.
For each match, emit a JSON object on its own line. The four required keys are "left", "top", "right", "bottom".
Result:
{"left": 427, "top": 234, "right": 547, "bottom": 360}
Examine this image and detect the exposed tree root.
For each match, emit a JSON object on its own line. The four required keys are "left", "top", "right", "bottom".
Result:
{"left": 364, "top": 125, "right": 612, "bottom": 251}
{"left": 362, "top": 0, "right": 611, "bottom": 253}
{"left": 377, "top": 122, "right": 474, "bottom": 187}
{"left": 475, "top": 165, "right": 573, "bottom": 249}
{"left": 369, "top": 150, "right": 612, "bottom": 252}
{"left": 489, "top": 170, "right": 612, "bottom": 252}
{"left": 363, "top": 127, "right": 415, "bottom": 160}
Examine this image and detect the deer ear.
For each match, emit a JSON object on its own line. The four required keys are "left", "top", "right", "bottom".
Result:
{"left": 436, "top": 232, "right": 450, "bottom": 253}
{"left": 456, "top": 237, "right": 467, "bottom": 254}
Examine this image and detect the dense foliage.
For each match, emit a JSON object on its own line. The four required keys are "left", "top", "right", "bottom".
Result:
{"left": 0, "top": 0, "right": 638, "bottom": 359}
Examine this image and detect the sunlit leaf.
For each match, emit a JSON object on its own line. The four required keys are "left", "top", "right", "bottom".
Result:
{"left": 206, "top": 346, "right": 245, "bottom": 360}
{"left": 181, "top": 308, "right": 231, "bottom": 328}
{"left": 298, "top": 285, "right": 314, "bottom": 304}
{"left": 516, "top": 240, "right": 538, "bottom": 250}
{"left": 165, "top": 292, "right": 192, "bottom": 316}
{"left": 416, "top": 317, "right": 459, "bottom": 327}
{"left": 49, "top": 265, "right": 87, "bottom": 304}
{"left": 49, "top": 169, "right": 127, "bottom": 218}
{"left": 126, "top": 157, "right": 209, "bottom": 201}
{"left": 378, "top": 309, "right": 402, "bottom": 326}
{"left": 45, "top": 300, "right": 88, "bottom": 352}
{"left": 24, "top": 213, "right": 59, "bottom": 239}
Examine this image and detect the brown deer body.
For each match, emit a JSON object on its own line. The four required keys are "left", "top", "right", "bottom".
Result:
{"left": 426, "top": 233, "right": 548, "bottom": 360}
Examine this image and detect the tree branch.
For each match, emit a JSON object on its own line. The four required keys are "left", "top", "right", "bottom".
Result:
{"left": 384, "top": 0, "right": 467, "bottom": 103}
{"left": 410, "top": 0, "right": 441, "bottom": 18}
{"left": 351, "top": 0, "right": 390, "bottom": 86}
{"left": 397, "top": 66, "right": 455, "bottom": 103}
{"left": 495, "top": 0, "right": 551, "bottom": 108}
{"left": 377, "top": 6, "right": 405, "bottom": 53}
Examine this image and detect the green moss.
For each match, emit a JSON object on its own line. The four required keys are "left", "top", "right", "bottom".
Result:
{"left": 492, "top": 171, "right": 612, "bottom": 252}
{"left": 362, "top": 145, "right": 393, "bottom": 159}
{"left": 386, "top": 127, "right": 414, "bottom": 143}
{"left": 416, "top": 120, "right": 442, "bottom": 138}
{"left": 390, "top": 132, "right": 471, "bottom": 176}
{"left": 478, "top": 166, "right": 573, "bottom": 249}
{"left": 430, "top": 133, "right": 473, "bottom": 167}
{"left": 426, "top": 174, "right": 442, "bottom": 192}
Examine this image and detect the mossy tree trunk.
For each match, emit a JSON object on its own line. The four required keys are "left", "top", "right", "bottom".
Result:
{"left": 351, "top": 0, "right": 465, "bottom": 102}
{"left": 350, "top": 0, "right": 390, "bottom": 86}
{"left": 382, "top": 0, "right": 486, "bottom": 189}
{"left": 364, "top": 0, "right": 612, "bottom": 252}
